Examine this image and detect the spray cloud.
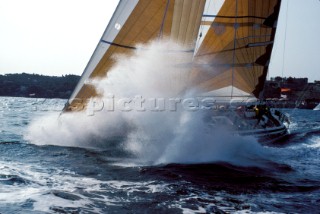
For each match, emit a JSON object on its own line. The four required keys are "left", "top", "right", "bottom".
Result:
{"left": 25, "top": 40, "right": 269, "bottom": 166}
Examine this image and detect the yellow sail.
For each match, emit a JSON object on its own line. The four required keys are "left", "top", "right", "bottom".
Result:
{"left": 65, "top": 0, "right": 206, "bottom": 111}
{"left": 191, "top": 0, "right": 281, "bottom": 98}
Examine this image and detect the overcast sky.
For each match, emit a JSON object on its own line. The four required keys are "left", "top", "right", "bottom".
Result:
{"left": 270, "top": 0, "right": 320, "bottom": 81}
{"left": 0, "top": 0, "right": 319, "bottom": 81}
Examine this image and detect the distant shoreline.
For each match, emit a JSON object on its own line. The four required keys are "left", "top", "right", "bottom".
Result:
{"left": 0, "top": 73, "right": 80, "bottom": 99}
{"left": 1, "top": 73, "right": 319, "bottom": 109}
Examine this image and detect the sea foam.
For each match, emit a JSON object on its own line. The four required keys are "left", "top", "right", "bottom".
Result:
{"left": 25, "top": 41, "right": 269, "bottom": 167}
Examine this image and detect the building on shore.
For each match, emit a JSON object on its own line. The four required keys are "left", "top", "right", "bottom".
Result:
{"left": 263, "top": 77, "right": 320, "bottom": 109}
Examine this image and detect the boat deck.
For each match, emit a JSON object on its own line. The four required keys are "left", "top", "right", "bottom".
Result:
{"left": 205, "top": 105, "right": 289, "bottom": 143}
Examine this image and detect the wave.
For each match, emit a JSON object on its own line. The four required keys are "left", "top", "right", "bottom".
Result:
{"left": 24, "top": 41, "right": 284, "bottom": 168}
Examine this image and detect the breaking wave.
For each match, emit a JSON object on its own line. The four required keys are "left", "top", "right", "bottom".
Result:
{"left": 25, "top": 41, "right": 270, "bottom": 167}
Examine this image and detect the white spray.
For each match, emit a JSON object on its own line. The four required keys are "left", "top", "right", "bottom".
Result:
{"left": 25, "top": 41, "right": 269, "bottom": 166}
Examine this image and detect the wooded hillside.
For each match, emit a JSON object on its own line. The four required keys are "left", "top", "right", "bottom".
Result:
{"left": 0, "top": 73, "right": 80, "bottom": 98}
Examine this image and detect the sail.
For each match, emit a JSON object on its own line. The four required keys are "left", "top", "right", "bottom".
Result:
{"left": 65, "top": 0, "right": 206, "bottom": 111}
{"left": 191, "top": 0, "right": 281, "bottom": 98}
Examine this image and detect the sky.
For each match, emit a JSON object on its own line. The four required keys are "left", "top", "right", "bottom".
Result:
{"left": 269, "top": 0, "right": 320, "bottom": 81}
{"left": 0, "top": 0, "right": 319, "bottom": 81}
{"left": 0, "top": 0, "right": 119, "bottom": 77}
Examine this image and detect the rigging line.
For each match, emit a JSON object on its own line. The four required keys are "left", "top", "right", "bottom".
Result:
{"left": 101, "top": 40, "right": 137, "bottom": 50}
{"left": 250, "top": 2, "right": 258, "bottom": 88}
{"left": 255, "top": 0, "right": 263, "bottom": 87}
{"left": 231, "top": 0, "right": 239, "bottom": 98}
{"left": 265, "top": 0, "right": 272, "bottom": 80}
{"left": 282, "top": 0, "right": 289, "bottom": 79}
{"left": 100, "top": 40, "right": 194, "bottom": 52}
{"left": 254, "top": 1, "right": 260, "bottom": 86}
{"left": 294, "top": 84, "right": 310, "bottom": 109}
{"left": 158, "top": 0, "right": 170, "bottom": 40}
{"left": 202, "top": 15, "right": 266, "bottom": 19}
{"left": 263, "top": 1, "right": 271, "bottom": 80}
{"left": 256, "top": 0, "right": 269, "bottom": 99}
{"left": 237, "top": 4, "right": 250, "bottom": 85}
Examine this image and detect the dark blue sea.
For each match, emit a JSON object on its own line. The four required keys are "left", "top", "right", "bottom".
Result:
{"left": 0, "top": 97, "right": 319, "bottom": 213}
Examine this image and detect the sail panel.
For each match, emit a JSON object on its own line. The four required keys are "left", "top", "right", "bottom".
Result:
{"left": 66, "top": 0, "right": 206, "bottom": 111}
{"left": 191, "top": 0, "right": 281, "bottom": 98}
{"left": 68, "top": 0, "right": 139, "bottom": 108}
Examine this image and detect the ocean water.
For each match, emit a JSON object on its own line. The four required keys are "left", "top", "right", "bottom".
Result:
{"left": 0, "top": 96, "right": 319, "bottom": 214}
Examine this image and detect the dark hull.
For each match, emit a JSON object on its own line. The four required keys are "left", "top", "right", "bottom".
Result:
{"left": 238, "top": 125, "right": 288, "bottom": 144}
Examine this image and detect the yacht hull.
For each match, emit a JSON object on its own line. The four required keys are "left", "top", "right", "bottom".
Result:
{"left": 238, "top": 125, "right": 288, "bottom": 144}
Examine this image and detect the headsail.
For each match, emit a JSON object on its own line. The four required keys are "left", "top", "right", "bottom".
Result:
{"left": 65, "top": 0, "right": 206, "bottom": 111}
{"left": 191, "top": 0, "right": 281, "bottom": 99}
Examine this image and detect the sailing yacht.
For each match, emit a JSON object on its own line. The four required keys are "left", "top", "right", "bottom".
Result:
{"left": 63, "top": 0, "right": 289, "bottom": 143}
